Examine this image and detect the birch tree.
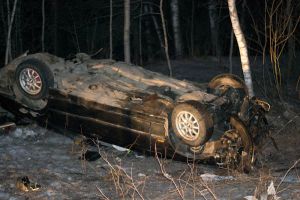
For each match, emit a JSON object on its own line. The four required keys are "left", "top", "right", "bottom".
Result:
{"left": 171, "top": 0, "right": 182, "bottom": 57}
{"left": 228, "top": 0, "right": 254, "bottom": 97}
{"left": 124, "top": 0, "right": 130, "bottom": 63}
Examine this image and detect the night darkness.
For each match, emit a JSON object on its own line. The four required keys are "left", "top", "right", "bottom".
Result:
{"left": 1, "top": 0, "right": 298, "bottom": 65}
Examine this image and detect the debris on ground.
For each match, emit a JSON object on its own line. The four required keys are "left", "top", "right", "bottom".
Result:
{"left": 16, "top": 176, "right": 41, "bottom": 192}
{"left": 80, "top": 150, "right": 101, "bottom": 162}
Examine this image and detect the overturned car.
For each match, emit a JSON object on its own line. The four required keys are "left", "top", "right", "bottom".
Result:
{"left": 0, "top": 53, "right": 270, "bottom": 169}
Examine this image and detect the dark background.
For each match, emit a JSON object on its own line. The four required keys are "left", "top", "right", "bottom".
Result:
{"left": 0, "top": 0, "right": 299, "bottom": 83}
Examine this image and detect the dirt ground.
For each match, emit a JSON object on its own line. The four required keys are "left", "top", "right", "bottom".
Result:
{"left": 0, "top": 57, "right": 300, "bottom": 200}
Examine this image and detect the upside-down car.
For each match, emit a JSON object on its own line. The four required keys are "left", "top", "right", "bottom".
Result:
{"left": 0, "top": 53, "right": 270, "bottom": 169}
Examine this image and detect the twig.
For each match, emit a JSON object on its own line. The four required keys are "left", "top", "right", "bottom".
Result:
{"left": 96, "top": 185, "right": 110, "bottom": 200}
{"left": 154, "top": 142, "right": 184, "bottom": 200}
{"left": 178, "top": 178, "right": 210, "bottom": 200}
{"left": 276, "top": 158, "right": 300, "bottom": 191}
{"left": 263, "top": 115, "right": 299, "bottom": 148}
{"left": 95, "top": 141, "right": 145, "bottom": 200}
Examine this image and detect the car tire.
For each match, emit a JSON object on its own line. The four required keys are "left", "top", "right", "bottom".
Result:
{"left": 207, "top": 73, "right": 248, "bottom": 96}
{"left": 13, "top": 59, "right": 54, "bottom": 110}
{"left": 219, "top": 116, "right": 254, "bottom": 171}
{"left": 171, "top": 103, "right": 213, "bottom": 147}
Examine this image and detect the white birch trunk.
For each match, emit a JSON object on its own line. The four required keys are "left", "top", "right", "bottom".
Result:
{"left": 41, "top": 0, "right": 45, "bottom": 52}
{"left": 228, "top": 0, "right": 254, "bottom": 97}
{"left": 5, "top": 0, "right": 18, "bottom": 65}
{"left": 124, "top": 0, "right": 131, "bottom": 63}
{"left": 109, "top": 0, "right": 113, "bottom": 59}
{"left": 171, "top": 0, "right": 182, "bottom": 57}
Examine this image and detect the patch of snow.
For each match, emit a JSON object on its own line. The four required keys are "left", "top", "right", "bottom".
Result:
{"left": 200, "top": 173, "right": 234, "bottom": 182}
{"left": 138, "top": 173, "right": 146, "bottom": 177}
{"left": 280, "top": 174, "right": 300, "bottom": 183}
{"left": 112, "top": 144, "right": 130, "bottom": 152}
{"left": 0, "top": 192, "right": 10, "bottom": 200}
{"left": 46, "top": 189, "right": 56, "bottom": 197}
{"left": 50, "top": 181, "right": 62, "bottom": 189}
{"left": 244, "top": 196, "right": 258, "bottom": 200}
{"left": 11, "top": 127, "right": 45, "bottom": 139}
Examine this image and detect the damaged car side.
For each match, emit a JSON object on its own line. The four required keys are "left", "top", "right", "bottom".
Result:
{"left": 0, "top": 53, "right": 270, "bottom": 169}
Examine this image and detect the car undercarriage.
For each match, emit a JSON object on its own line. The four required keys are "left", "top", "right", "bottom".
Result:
{"left": 0, "top": 53, "right": 271, "bottom": 171}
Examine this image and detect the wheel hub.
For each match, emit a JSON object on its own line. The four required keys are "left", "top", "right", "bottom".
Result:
{"left": 176, "top": 111, "right": 200, "bottom": 141}
{"left": 19, "top": 68, "right": 42, "bottom": 95}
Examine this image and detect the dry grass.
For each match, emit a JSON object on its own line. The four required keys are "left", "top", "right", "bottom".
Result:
{"left": 95, "top": 141, "right": 146, "bottom": 200}
{"left": 72, "top": 132, "right": 298, "bottom": 199}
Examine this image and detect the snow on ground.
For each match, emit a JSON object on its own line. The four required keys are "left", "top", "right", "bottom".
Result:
{"left": 0, "top": 117, "right": 299, "bottom": 200}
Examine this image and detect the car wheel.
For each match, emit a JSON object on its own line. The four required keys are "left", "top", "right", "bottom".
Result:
{"left": 171, "top": 103, "right": 213, "bottom": 147}
{"left": 13, "top": 59, "right": 54, "bottom": 110}
{"left": 207, "top": 74, "right": 248, "bottom": 96}
{"left": 217, "top": 116, "right": 254, "bottom": 171}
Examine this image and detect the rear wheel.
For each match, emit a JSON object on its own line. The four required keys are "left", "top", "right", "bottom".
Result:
{"left": 208, "top": 74, "right": 248, "bottom": 96}
{"left": 13, "top": 59, "right": 54, "bottom": 111}
{"left": 208, "top": 74, "right": 249, "bottom": 115}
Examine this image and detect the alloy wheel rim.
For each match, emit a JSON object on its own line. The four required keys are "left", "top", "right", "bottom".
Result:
{"left": 176, "top": 111, "right": 200, "bottom": 141}
{"left": 19, "top": 68, "right": 42, "bottom": 95}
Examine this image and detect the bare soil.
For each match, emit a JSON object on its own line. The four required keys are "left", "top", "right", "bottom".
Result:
{"left": 0, "top": 57, "right": 299, "bottom": 200}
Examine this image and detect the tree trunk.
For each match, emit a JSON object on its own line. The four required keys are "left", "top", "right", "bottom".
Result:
{"left": 229, "top": 30, "right": 234, "bottom": 74}
{"left": 171, "top": 0, "right": 182, "bottom": 58}
{"left": 16, "top": 1, "right": 22, "bottom": 53}
{"left": 138, "top": 0, "right": 143, "bottom": 65}
{"left": 41, "top": 0, "right": 45, "bottom": 52}
{"left": 109, "top": 0, "right": 113, "bottom": 59}
{"left": 228, "top": 0, "right": 254, "bottom": 97}
{"left": 52, "top": 0, "right": 57, "bottom": 54}
{"left": 143, "top": 5, "right": 153, "bottom": 62}
{"left": 148, "top": 5, "right": 163, "bottom": 48}
{"left": 160, "top": 0, "right": 172, "bottom": 77}
{"left": 208, "top": 0, "right": 220, "bottom": 57}
{"left": 124, "top": 0, "right": 131, "bottom": 63}
{"left": 286, "top": 0, "right": 295, "bottom": 80}
{"left": 5, "top": 0, "right": 18, "bottom": 65}
{"left": 190, "top": 0, "right": 195, "bottom": 57}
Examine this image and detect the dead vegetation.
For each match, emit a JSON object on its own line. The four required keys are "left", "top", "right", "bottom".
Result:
{"left": 67, "top": 107, "right": 299, "bottom": 200}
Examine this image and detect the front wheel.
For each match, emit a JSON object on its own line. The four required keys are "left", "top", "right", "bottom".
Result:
{"left": 171, "top": 103, "right": 213, "bottom": 147}
{"left": 13, "top": 59, "right": 54, "bottom": 111}
{"left": 216, "top": 116, "right": 254, "bottom": 171}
